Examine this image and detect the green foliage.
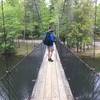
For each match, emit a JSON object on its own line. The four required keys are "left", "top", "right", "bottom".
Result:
{"left": 0, "top": 32, "right": 15, "bottom": 54}
{"left": 0, "top": 0, "right": 23, "bottom": 54}
{"left": 96, "top": 4, "right": 100, "bottom": 35}
{"left": 0, "top": 0, "right": 53, "bottom": 54}
{"left": 58, "top": 0, "right": 94, "bottom": 49}
{"left": 0, "top": 0, "right": 100, "bottom": 54}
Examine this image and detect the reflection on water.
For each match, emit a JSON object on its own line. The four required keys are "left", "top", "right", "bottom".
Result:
{"left": 0, "top": 43, "right": 45, "bottom": 100}
{"left": 56, "top": 42, "right": 100, "bottom": 100}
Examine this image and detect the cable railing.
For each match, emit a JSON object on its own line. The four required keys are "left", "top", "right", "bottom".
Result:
{"left": 56, "top": 40, "right": 100, "bottom": 100}
{"left": 0, "top": 43, "right": 45, "bottom": 100}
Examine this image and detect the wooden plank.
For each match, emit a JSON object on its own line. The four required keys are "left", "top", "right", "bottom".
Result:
{"left": 52, "top": 98, "right": 59, "bottom": 100}
{"left": 30, "top": 45, "right": 74, "bottom": 100}
{"left": 31, "top": 49, "right": 48, "bottom": 100}
{"left": 51, "top": 62, "right": 59, "bottom": 99}
{"left": 44, "top": 62, "right": 52, "bottom": 98}
{"left": 55, "top": 47, "right": 74, "bottom": 100}
{"left": 55, "top": 52, "right": 68, "bottom": 100}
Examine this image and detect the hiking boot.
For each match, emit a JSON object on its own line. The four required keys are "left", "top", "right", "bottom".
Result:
{"left": 48, "top": 58, "right": 53, "bottom": 62}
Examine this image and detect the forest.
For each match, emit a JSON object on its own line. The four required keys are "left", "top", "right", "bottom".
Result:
{"left": 0, "top": 0, "right": 100, "bottom": 72}
{"left": 0, "top": 0, "right": 100, "bottom": 54}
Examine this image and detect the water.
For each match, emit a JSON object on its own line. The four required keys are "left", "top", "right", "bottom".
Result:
{"left": 1, "top": 42, "right": 100, "bottom": 100}
{"left": 0, "top": 43, "right": 45, "bottom": 100}
{"left": 56, "top": 42, "right": 100, "bottom": 100}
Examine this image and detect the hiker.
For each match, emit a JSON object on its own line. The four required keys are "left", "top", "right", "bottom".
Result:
{"left": 43, "top": 27, "right": 56, "bottom": 62}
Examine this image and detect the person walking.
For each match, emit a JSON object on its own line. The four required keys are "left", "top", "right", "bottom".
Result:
{"left": 43, "top": 27, "right": 56, "bottom": 62}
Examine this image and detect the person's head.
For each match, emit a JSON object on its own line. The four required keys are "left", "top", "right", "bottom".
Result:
{"left": 48, "top": 26, "right": 54, "bottom": 32}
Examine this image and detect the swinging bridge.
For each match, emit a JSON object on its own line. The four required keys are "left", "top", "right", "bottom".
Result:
{"left": 0, "top": 0, "right": 100, "bottom": 100}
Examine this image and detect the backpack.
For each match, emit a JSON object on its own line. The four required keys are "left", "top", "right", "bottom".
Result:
{"left": 43, "top": 32, "right": 53, "bottom": 46}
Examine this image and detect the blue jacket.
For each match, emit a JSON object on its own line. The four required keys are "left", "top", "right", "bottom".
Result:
{"left": 48, "top": 32, "right": 55, "bottom": 42}
{"left": 44, "top": 31, "right": 56, "bottom": 46}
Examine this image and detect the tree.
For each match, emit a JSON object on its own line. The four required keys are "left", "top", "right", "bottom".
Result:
{"left": 96, "top": 4, "right": 100, "bottom": 35}
{"left": 0, "top": 0, "right": 23, "bottom": 54}
{"left": 58, "top": 0, "right": 94, "bottom": 52}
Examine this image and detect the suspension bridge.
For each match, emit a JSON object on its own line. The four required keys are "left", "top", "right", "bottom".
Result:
{"left": 0, "top": 0, "right": 100, "bottom": 100}
{"left": 0, "top": 41, "right": 100, "bottom": 100}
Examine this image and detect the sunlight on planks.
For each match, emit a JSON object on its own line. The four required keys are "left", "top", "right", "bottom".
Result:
{"left": 30, "top": 45, "right": 74, "bottom": 100}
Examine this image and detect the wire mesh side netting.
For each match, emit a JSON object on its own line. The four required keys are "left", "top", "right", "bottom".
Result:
{"left": 56, "top": 41, "right": 100, "bottom": 100}
{"left": 0, "top": 0, "right": 43, "bottom": 76}
{"left": 0, "top": 43, "right": 45, "bottom": 100}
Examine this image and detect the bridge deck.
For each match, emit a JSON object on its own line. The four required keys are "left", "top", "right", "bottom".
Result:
{"left": 30, "top": 45, "right": 74, "bottom": 100}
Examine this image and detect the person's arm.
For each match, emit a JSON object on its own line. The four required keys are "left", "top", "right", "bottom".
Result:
{"left": 53, "top": 32, "right": 56, "bottom": 42}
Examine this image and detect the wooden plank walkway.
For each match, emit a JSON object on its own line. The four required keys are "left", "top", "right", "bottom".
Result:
{"left": 30, "top": 45, "right": 74, "bottom": 100}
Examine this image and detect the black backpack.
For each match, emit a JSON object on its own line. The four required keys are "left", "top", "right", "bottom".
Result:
{"left": 43, "top": 32, "right": 53, "bottom": 46}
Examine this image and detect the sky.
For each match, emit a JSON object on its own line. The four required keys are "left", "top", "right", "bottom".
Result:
{"left": 45, "top": 0, "right": 51, "bottom": 6}
{"left": 45, "top": 0, "right": 50, "bottom": 4}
